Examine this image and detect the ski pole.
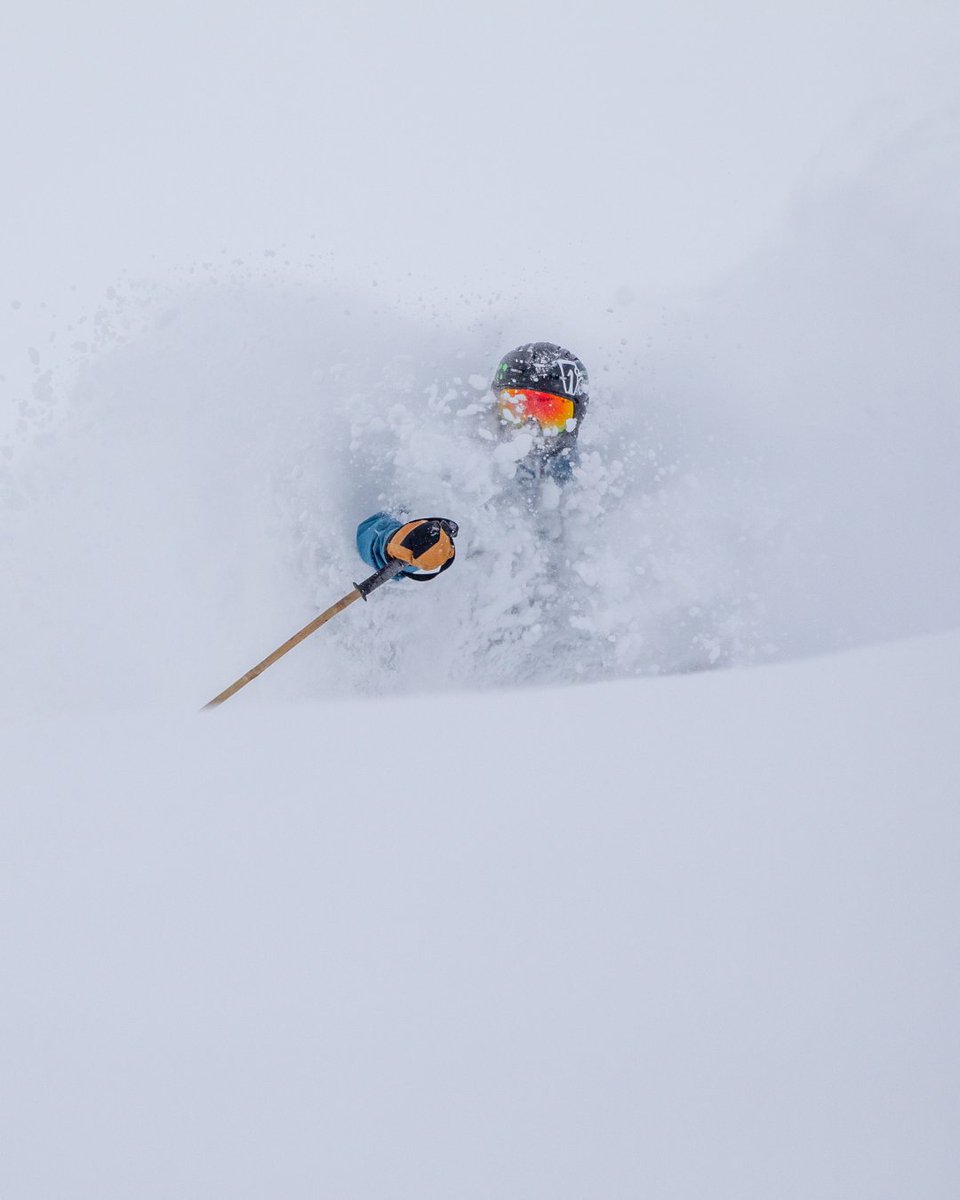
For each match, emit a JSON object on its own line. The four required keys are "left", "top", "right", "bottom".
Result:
{"left": 201, "top": 558, "right": 406, "bottom": 711}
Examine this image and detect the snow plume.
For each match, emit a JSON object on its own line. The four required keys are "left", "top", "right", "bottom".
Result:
{"left": 2, "top": 114, "right": 958, "bottom": 714}
{"left": 0, "top": 281, "right": 779, "bottom": 714}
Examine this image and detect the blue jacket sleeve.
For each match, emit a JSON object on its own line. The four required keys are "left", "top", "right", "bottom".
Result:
{"left": 356, "top": 512, "right": 404, "bottom": 571}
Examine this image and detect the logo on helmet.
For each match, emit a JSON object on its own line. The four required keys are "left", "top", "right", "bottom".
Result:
{"left": 555, "top": 360, "right": 584, "bottom": 397}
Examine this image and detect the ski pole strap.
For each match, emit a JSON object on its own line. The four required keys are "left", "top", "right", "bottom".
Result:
{"left": 354, "top": 557, "right": 407, "bottom": 599}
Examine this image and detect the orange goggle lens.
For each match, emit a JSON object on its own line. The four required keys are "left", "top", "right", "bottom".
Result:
{"left": 497, "top": 388, "right": 576, "bottom": 431}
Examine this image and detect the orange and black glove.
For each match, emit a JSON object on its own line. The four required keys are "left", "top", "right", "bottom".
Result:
{"left": 386, "top": 518, "right": 458, "bottom": 580}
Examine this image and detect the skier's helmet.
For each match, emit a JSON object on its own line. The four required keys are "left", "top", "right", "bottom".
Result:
{"left": 493, "top": 342, "right": 589, "bottom": 436}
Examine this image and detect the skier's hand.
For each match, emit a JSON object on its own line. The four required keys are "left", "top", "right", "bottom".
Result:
{"left": 386, "top": 518, "right": 458, "bottom": 577}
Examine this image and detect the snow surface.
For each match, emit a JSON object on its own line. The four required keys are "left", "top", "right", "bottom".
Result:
{"left": 3, "top": 633, "right": 960, "bottom": 1198}
{"left": 2, "top": 2, "right": 960, "bottom": 1196}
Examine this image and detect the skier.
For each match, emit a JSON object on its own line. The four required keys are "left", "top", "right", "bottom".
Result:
{"left": 356, "top": 342, "right": 589, "bottom": 577}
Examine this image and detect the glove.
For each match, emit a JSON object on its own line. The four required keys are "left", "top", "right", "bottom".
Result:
{"left": 386, "top": 517, "right": 458, "bottom": 578}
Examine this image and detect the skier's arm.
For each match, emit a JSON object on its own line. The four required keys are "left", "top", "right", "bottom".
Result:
{"left": 357, "top": 512, "right": 457, "bottom": 579}
{"left": 356, "top": 512, "right": 403, "bottom": 571}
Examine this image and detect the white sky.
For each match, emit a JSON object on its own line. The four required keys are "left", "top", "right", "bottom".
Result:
{"left": 2, "top": 0, "right": 957, "bottom": 315}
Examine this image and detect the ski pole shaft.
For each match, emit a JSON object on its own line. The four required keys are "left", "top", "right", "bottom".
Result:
{"left": 201, "top": 559, "right": 406, "bottom": 711}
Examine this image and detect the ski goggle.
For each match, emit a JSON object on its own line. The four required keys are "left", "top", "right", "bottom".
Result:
{"left": 497, "top": 388, "right": 576, "bottom": 432}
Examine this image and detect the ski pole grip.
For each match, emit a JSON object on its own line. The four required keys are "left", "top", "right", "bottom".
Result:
{"left": 354, "top": 557, "right": 407, "bottom": 600}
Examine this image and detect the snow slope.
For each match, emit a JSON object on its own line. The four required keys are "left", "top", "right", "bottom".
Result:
{"left": 3, "top": 632, "right": 959, "bottom": 1199}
